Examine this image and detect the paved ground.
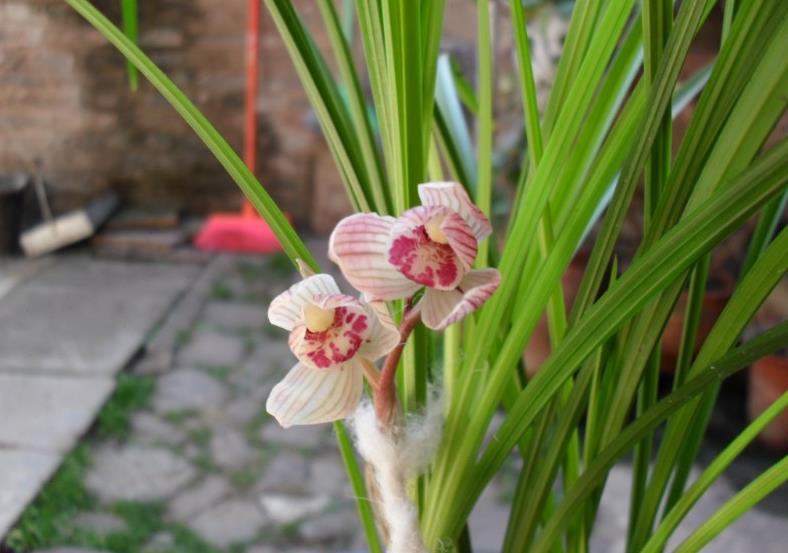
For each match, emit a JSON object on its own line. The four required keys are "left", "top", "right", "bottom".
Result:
{"left": 0, "top": 255, "right": 199, "bottom": 538}
{"left": 2, "top": 248, "right": 785, "bottom": 552}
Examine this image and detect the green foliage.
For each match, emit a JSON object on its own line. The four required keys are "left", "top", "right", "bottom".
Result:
{"left": 63, "top": 1, "right": 788, "bottom": 552}
{"left": 120, "top": 0, "right": 138, "bottom": 91}
{"left": 210, "top": 281, "right": 235, "bottom": 301}
{"left": 96, "top": 373, "right": 155, "bottom": 439}
{"left": 7, "top": 446, "right": 94, "bottom": 549}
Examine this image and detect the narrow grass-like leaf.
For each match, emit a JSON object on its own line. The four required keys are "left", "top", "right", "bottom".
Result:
{"left": 265, "top": 0, "right": 383, "bottom": 212}
{"left": 431, "top": 3, "right": 639, "bottom": 496}
{"left": 430, "top": 140, "right": 788, "bottom": 543}
{"left": 570, "top": 0, "right": 709, "bottom": 323}
{"left": 672, "top": 456, "right": 788, "bottom": 553}
{"left": 120, "top": 0, "right": 138, "bottom": 91}
{"left": 629, "top": 8, "right": 788, "bottom": 542}
{"left": 632, "top": 222, "right": 788, "bottom": 548}
{"left": 528, "top": 321, "right": 788, "bottom": 553}
{"left": 434, "top": 55, "right": 477, "bottom": 186}
{"left": 541, "top": 0, "right": 606, "bottom": 136}
{"left": 475, "top": 0, "right": 494, "bottom": 266}
{"left": 478, "top": 139, "right": 787, "bottom": 504}
{"left": 317, "top": 0, "right": 390, "bottom": 213}
{"left": 510, "top": 0, "right": 543, "bottom": 167}
{"left": 335, "top": 421, "right": 383, "bottom": 553}
{"left": 587, "top": 0, "right": 786, "bottom": 467}
{"left": 640, "top": 390, "right": 788, "bottom": 553}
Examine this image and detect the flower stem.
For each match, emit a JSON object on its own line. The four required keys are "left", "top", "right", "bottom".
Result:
{"left": 375, "top": 303, "right": 422, "bottom": 425}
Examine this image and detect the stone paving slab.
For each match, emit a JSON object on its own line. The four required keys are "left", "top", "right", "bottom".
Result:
{"left": 0, "top": 257, "right": 53, "bottom": 300}
{"left": 186, "top": 499, "right": 269, "bottom": 547}
{"left": 0, "top": 255, "right": 203, "bottom": 540}
{"left": 0, "top": 374, "right": 114, "bottom": 452}
{"left": 85, "top": 445, "right": 196, "bottom": 502}
{"left": 0, "top": 447, "right": 61, "bottom": 538}
{"left": 0, "top": 257, "right": 199, "bottom": 374}
{"left": 176, "top": 330, "right": 246, "bottom": 368}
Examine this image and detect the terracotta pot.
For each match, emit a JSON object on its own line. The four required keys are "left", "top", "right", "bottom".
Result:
{"left": 748, "top": 355, "right": 788, "bottom": 453}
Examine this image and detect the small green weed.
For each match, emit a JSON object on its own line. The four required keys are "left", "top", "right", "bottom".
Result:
{"left": 210, "top": 281, "right": 234, "bottom": 300}
{"left": 96, "top": 374, "right": 155, "bottom": 440}
{"left": 187, "top": 426, "right": 212, "bottom": 447}
{"left": 6, "top": 446, "right": 95, "bottom": 550}
{"left": 204, "top": 364, "right": 231, "bottom": 382}
{"left": 162, "top": 409, "right": 197, "bottom": 424}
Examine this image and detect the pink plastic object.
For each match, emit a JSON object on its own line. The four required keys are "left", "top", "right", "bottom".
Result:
{"left": 194, "top": 0, "right": 283, "bottom": 253}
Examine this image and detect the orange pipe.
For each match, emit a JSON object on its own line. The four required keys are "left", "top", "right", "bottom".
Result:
{"left": 242, "top": 0, "right": 260, "bottom": 218}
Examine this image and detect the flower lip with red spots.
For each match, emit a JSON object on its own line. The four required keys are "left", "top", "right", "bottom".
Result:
{"left": 292, "top": 298, "right": 371, "bottom": 370}
{"left": 388, "top": 224, "right": 461, "bottom": 289}
{"left": 386, "top": 205, "right": 477, "bottom": 290}
{"left": 266, "top": 274, "right": 400, "bottom": 427}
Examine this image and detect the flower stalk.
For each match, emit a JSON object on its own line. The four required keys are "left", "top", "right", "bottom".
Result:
{"left": 374, "top": 302, "right": 424, "bottom": 426}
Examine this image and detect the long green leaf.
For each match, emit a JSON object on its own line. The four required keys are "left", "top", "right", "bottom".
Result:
{"left": 429, "top": 2, "right": 639, "bottom": 512}
{"left": 528, "top": 321, "right": 788, "bottom": 553}
{"left": 120, "top": 0, "right": 138, "bottom": 91}
{"left": 640, "top": 390, "right": 788, "bottom": 553}
{"left": 316, "top": 0, "right": 390, "bottom": 213}
{"left": 428, "top": 135, "right": 788, "bottom": 543}
{"left": 475, "top": 0, "right": 494, "bottom": 265}
{"left": 334, "top": 421, "right": 383, "bottom": 553}
{"left": 570, "top": 0, "right": 709, "bottom": 323}
{"left": 467, "top": 140, "right": 788, "bottom": 537}
{"left": 264, "top": 0, "right": 377, "bottom": 212}
{"left": 629, "top": 6, "right": 788, "bottom": 542}
{"left": 673, "top": 455, "right": 788, "bottom": 553}
{"left": 434, "top": 55, "right": 477, "bottom": 187}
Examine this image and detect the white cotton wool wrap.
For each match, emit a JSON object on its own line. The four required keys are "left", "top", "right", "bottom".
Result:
{"left": 350, "top": 394, "right": 444, "bottom": 553}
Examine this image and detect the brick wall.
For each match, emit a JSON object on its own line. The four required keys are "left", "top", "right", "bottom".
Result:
{"left": 0, "top": 0, "right": 479, "bottom": 232}
{"left": 0, "top": 0, "right": 341, "bottom": 228}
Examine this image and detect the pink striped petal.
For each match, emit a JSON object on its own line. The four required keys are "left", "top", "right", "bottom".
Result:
{"left": 359, "top": 301, "right": 401, "bottom": 361}
{"left": 418, "top": 182, "right": 492, "bottom": 241}
{"left": 289, "top": 294, "right": 372, "bottom": 370}
{"left": 266, "top": 360, "right": 363, "bottom": 427}
{"left": 438, "top": 210, "right": 478, "bottom": 271}
{"left": 268, "top": 274, "right": 340, "bottom": 331}
{"left": 420, "top": 268, "right": 501, "bottom": 330}
{"left": 329, "top": 213, "right": 420, "bottom": 300}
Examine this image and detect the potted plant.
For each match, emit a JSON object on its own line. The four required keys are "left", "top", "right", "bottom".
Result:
{"left": 62, "top": 1, "right": 788, "bottom": 551}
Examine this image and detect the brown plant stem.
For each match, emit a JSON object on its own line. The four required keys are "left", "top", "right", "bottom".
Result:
{"left": 374, "top": 302, "right": 422, "bottom": 426}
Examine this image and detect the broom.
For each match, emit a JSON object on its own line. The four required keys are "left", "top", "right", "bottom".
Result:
{"left": 194, "top": 0, "right": 282, "bottom": 253}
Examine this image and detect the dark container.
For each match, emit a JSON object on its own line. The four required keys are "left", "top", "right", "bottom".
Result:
{"left": 0, "top": 174, "right": 30, "bottom": 253}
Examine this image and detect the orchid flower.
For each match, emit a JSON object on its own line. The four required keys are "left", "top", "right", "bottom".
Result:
{"left": 266, "top": 274, "right": 399, "bottom": 427}
{"left": 329, "top": 182, "right": 501, "bottom": 330}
